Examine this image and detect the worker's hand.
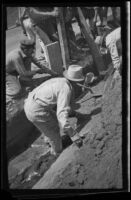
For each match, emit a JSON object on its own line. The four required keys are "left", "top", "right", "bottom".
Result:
{"left": 71, "top": 132, "right": 83, "bottom": 148}
{"left": 74, "top": 138, "right": 83, "bottom": 148}
{"left": 110, "top": 69, "right": 121, "bottom": 90}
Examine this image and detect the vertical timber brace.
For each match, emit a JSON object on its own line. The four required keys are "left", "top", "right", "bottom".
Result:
{"left": 77, "top": 7, "right": 105, "bottom": 75}
{"left": 56, "top": 7, "right": 70, "bottom": 70}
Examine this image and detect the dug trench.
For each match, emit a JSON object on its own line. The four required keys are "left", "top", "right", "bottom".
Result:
{"left": 7, "top": 66, "right": 122, "bottom": 189}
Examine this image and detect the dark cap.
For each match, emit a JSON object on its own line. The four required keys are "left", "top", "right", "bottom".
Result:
{"left": 20, "top": 38, "right": 35, "bottom": 49}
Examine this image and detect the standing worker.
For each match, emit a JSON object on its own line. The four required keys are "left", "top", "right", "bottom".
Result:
{"left": 24, "top": 65, "right": 85, "bottom": 156}
{"left": 95, "top": 27, "right": 122, "bottom": 79}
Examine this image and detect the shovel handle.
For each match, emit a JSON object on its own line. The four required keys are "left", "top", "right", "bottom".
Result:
{"left": 77, "top": 83, "right": 94, "bottom": 94}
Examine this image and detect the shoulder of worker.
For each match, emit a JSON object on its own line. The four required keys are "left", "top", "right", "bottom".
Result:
{"left": 50, "top": 77, "right": 73, "bottom": 91}
{"left": 59, "top": 77, "right": 72, "bottom": 88}
{"left": 111, "top": 27, "right": 121, "bottom": 40}
{"left": 106, "top": 27, "right": 121, "bottom": 46}
{"left": 6, "top": 49, "right": 21, "bottom": 63}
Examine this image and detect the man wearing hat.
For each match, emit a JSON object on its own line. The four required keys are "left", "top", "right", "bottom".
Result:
{"left": 95, "top": 27, "right": 122, "bottom": 80}
{"left": 24, "top": 65, "right": 84, "bottom": 156}
{"left": 6, "top": 38, "right": 58, "bottom": 98}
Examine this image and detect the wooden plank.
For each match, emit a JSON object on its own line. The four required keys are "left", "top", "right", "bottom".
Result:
{"left": 56, "top": 7, "right": 70, "bottom": 69}
{"left": 77, "top": 7, "right": 105, "bottom": 74}
{"left": 45, "top": 41, "right": 63, "bottom": 74}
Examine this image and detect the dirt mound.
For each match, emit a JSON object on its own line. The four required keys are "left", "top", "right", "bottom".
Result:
{"left": 33, "top": 76, "right": 122, "bottom": 189}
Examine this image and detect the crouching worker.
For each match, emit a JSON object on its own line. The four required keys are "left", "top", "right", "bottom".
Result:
{"left": 95, "top": 27, "right": 122, "bottom": 80}
{"left": 6, "top": 38, "right": 58, "bottom": 99}
{"left": 24, "top": 65, "right": 84, "bottom": 156}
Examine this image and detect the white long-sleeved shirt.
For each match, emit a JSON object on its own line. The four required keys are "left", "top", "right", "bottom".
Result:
{"left": 106, "top": 27, "right": 122, "bottom": 70}
{"left": 30, "top": 77, "right": 75, "bottom": 136}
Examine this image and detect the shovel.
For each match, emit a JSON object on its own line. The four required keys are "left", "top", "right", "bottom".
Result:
{"left": 77, "top": 83, "right": 103, "bottom": 99}
{"left": 76, "top": 64, "right": 115, "bottom": 102}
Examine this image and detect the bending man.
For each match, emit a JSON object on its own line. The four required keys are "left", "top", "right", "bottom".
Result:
{"left": 24, "top": 65, "right": 84, "bottom": 156}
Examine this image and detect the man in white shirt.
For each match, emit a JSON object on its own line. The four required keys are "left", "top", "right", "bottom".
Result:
{"left": 95, "top": 27, "right": 122, "bottom": 79}
{"left": 24, "top": 65, "right": 84, "bottom": 156}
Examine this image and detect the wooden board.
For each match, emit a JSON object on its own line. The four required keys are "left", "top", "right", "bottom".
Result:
{"left": 45, "top": 41, "right": 63, "bottom": 74}
{"left": 56, "top": 7, "right": 70, "bottom": 69}
{"left": 77, "top": 7, "right": 105, "bottom": 74}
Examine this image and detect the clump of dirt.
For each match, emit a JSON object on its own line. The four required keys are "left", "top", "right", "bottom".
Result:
{"left": 33, "top": 76, "right": 122, "bottom": 189}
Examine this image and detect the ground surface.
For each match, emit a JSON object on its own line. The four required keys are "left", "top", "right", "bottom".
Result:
{"left": 6, "top": 7, "right": 123, "bottom": 190}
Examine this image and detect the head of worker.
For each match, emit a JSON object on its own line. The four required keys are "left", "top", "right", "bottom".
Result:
{"left": 63, "top": 65, "right": 85, "bottom": 98}
{"left": 20, "top": 38, "right": 35, "bottom": 57}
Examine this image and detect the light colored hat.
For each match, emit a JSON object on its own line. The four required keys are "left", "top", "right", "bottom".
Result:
{"left": 63, "top": 65, "right": 84, "bottom": 82}
{"left": 95, "top": 36, "right": 102, "bottom": 46}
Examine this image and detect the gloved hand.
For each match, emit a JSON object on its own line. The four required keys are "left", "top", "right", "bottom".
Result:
{"left": 74, "top": 138, "right": 83, "bottom": 148}
{"left": 71, "top": 132, "right": 83, "bottom": 148}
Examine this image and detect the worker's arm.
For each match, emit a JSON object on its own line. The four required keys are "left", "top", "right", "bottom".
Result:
{"left": 56, "top": 83, "right": 76, "bottom": 137}
{"left": 29, "top": 7, "right": 59, "bottom": 19}
{"left": 19, "top": 7, "right": 28, "bottom": 34}
{"left": 57, "top": 83, "right": 82, "bottom": 145}
{"left": 14, "top": 54, "right": 37, "bottom": 80}
{"left": 31, "top": 56, "right": 59, "bottom": 77}
{"left": 106, "top": 35, "right": 121, "bottom": 71}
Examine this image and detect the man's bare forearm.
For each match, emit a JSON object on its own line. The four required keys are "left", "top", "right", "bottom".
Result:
{"left": 31, "top": 56, "right": 58, "bottom": 76}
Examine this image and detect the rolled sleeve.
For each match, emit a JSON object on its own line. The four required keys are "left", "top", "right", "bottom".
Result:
{"left": 106, "top": 33, "right": 121, "bottom": 70}
{"left": 31, "top": 56, "right": 56, "bottom": 75}
{"left": 57, "top": 84, "right": 74, "bottom": 137}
